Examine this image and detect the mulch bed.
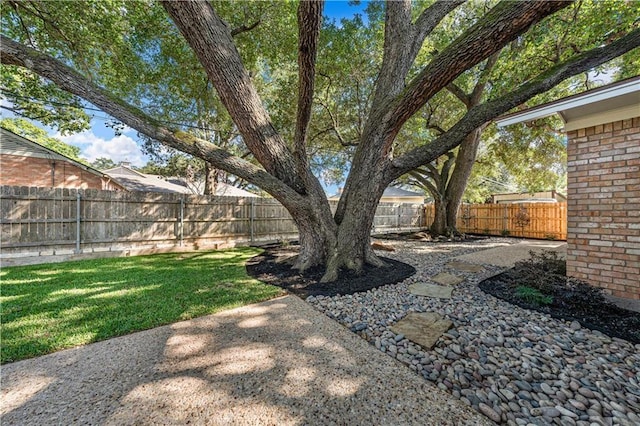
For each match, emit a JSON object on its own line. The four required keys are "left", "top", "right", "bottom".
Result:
{"left": 246, "top": 245, "right": 415, "bottom": 298}
{"left": 480, "top": 270, "right": 640, "bottom": 344}
{"left": 375, "top": 232, "right": 489, "bottom": 243}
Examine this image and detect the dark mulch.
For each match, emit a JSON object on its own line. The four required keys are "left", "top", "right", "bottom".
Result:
{"left": 480, "top": 270, "right": 640, "bottom": 344}
{"left": 246, "top": 245, "right": 415, "bottom": 298}
{"left": 375, "top": 231, "right": 489, "bottom": 243}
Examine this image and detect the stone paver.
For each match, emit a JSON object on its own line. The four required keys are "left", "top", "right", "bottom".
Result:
{"left": 446, "top": 261, "right": 484, "bottom": 273}
{"left": 409, "top": 283, "right": 453, "bottom": 299}
{"left": 430, "top": 272, "right": 464, "bottom": 286}
{"left": 390, "top": 312, "right": 453, "bottom": 350}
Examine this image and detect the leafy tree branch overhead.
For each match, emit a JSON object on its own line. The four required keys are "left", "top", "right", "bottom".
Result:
{"left": 1, "top": 0, "right": 638, "bottom": 282}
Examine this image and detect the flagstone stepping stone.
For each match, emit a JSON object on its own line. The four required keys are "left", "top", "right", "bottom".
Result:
{"left": 409, "top": 283, "right": 452, "bottom": 299}
{"left": 430, "top": 272, "right": 464, "bottom": 286}
{"left": 371, "top": 241, "right": 395, "bottom": 251}
{"left": 446, "top": 261, "right": 484, "bottom": 273}
{"left": 390, "top": 312, "right": 453, "bottom": 350}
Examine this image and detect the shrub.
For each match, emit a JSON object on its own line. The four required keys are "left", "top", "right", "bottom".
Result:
{"left": 509, "top": 250, "right": 566, "bottom": 294}
{"left": 501, "top": 229, "right": 511, "bottom": 236}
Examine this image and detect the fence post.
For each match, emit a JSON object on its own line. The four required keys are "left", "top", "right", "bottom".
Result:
{"left": 250, "top": 197, "right": 255, "bottom": 243}
{"left": 75, "top": 192, "right": 82, "bottom": 254}
{"left": 179, "top": 198, "right": 184, "bottom": 246}
{"left": 503, "top": 205, "right": 508, "bottom": 234}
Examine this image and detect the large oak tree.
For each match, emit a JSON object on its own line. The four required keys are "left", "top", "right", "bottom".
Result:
{"left": 2, "top": 0, "right": 639, "bottom": 281}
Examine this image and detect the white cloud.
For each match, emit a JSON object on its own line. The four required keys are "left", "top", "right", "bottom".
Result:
{"left": 55, "top": 130, "right": 146, "bottom": 166}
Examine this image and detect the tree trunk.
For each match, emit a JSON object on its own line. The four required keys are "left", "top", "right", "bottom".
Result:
{"left": 430, "top": 198, "right": 448, "bottom": 236}
{"left": 203, "top": 162, "right": 218, "bottom": 195}
{"left": 428, "top": 127, "right": 483, "bottom": 237}
{"left": 444, "top": 128, "right": 483, "bottom": 233}
{"left": 290, "top": 209, "right": 335, "bottom": 272}
{"left": 324, "top": 129, "right": 392, "bottom": 281}
{"left": 324, "top": 193, "right": 386, "bottom": 282}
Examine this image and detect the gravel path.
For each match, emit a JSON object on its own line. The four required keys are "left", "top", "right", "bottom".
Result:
{"left": 1, "top": 295, "right": 489, "bottom": 426}
{"left": 308, "top": 239, "right": 640, "bottom": 426}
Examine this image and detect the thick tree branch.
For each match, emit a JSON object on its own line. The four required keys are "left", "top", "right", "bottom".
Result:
{"left": 386, "top": 1, "right": 572, "bottom": 137}
{"left": 294, "top": 0, "right": 323, "bottom": 177}
{"left": 408, "top": 169, "right": 439, "bottom": 200}
{"left": 374, "top": 0, "right": 465, "bottom": 107}
{"left": 370, "top": 0, "right": 412, "bottom": 108}
{"left": 387, "top": 27, "right": 640, "bottom": 180}
{"left": 439, "top": 152, "right": 456, "bottom": 193}
{"left": 470, "top": 51, "right": 500, "bottom": 104}
{"left": 161, "top": 1, "right": 304, "bottom": 193}
{"left": 0, "top": 35, "right": 304, "bottom": 204}
{"left": 409, "top": 0, "right": 465, "bottom": 61}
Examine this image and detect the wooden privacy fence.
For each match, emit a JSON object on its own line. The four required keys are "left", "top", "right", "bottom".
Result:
{"left": 0, "top": 186, "right": 425, "bottom": 257}
{"left": 424, "top": 202, "right": 567, "bottom": 240}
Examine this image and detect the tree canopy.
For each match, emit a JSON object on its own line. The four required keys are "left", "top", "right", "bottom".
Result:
{"left": 2, "top": 0, "right": 638, "bottom": 281}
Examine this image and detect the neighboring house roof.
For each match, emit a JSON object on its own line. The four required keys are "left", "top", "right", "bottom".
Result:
{"left": 329, "top": 186, "right": 424, "bottom": 200}
{"left": 103, "top": 165, "right": 259, "bottom": 196}
{"left": 0, "top": 127, "right": 116, "bottom": 182}
{"left": 491, "top": 190, "right": 567, "bottom": 204}
{"left": 495, "top": 76, "right": 640, "bottom": 131}
{"left": 213, "top": 183, "right": 259, "bottom": 197}
{"left": 104, "top": 166, "right": 191, "bottom": 194}
{"left": 381, "top": 186, "right": 424, "bottom": 198}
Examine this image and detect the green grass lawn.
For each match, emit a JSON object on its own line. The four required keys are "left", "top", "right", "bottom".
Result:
{"left": 0, "top": 248, "right": 282, "bottom": 364}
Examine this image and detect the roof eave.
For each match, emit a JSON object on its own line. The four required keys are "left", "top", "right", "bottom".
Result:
{"left": 494, "top": 76, "right": 640, "bottom": 128}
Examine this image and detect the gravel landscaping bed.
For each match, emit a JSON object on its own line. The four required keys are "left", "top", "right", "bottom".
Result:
{"left": 306, "top": 239, "right": 640, "bottom": 426}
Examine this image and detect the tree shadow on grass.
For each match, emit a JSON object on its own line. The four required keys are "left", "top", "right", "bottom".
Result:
{"left": 0, "top": 248, "right": 282, "bottom": 364}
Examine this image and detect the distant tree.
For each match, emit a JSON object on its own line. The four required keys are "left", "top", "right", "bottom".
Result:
{"left": 0, "top": 117, "right": 87, "bottom": 163}
{"left": 393, "top": 0, "right": 636, "bottom": 236}
{"left": 90, "top": 157, "right": 118, "bottom": 170}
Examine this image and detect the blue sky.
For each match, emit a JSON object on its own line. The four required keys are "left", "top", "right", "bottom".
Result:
{"left": 325, "top": 1, "right": 368, "bottom": 22}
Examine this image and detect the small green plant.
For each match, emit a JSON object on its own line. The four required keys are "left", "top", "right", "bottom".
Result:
{"left": 516, "top": 286, "right": 553, "bottom": 306}
{"left": 511, "top": 250, "right": 566, "bottom": 294}
{"left": 544, "top": 233, "right": 557, "bottom": 240}
{"left": 482, "top": 228, "right": 491, "bottom": 235}
{"left": 501, "top": 229, "right": 511, "bottom": 236}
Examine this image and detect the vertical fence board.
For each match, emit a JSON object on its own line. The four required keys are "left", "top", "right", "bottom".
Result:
{"left": 0, "top": 187, "right": 428, "bottom": 254}
{"left": 441, "top": 202, "right": 566, "bottom": 240}
{"left": 3, "top": 186, "right": 567, "bottom": 257}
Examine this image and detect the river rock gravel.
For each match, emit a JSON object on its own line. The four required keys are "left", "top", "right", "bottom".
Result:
{"left": 306, "top": 239, "right": 640, "bottom": 426}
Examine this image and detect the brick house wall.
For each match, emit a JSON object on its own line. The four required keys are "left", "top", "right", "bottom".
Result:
{"left": 566, "top": 117, "right": 640, "bottom": 299}
{"left": 0, "top": 154, "right": 122, "bottom": 191}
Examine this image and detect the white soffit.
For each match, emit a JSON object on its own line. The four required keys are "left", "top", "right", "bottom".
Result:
{"left": 495, "top": 77, "right": 640, "bottom": 129}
